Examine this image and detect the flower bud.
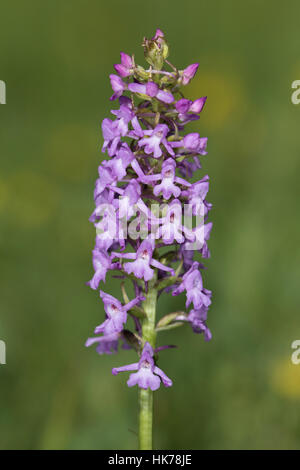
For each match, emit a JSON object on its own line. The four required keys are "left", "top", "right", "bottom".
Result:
{"left": 143, "top": 29, "right": 169, "bottom": 70}
{"left": 179, "top": 63, "right": 199, "bottom": 85}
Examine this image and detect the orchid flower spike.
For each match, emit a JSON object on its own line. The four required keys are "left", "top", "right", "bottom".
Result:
{"left": 85, "top": 29, "right": 213, "bottom": 450}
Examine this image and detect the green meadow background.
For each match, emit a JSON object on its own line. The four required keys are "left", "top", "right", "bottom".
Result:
{"left": 1, "top": 0, "right": 300, "bottom": 449}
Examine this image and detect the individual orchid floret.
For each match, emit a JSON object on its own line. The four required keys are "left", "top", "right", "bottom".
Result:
{"left": 102, "top": 142, "right": 147, "bottom": 183}
{"left": 173, "top": 262, "right": 212, "bottom": 309}
{"left": 128, "top": 82, "right": 174, "bottom": 104}
{"left": 143, "top": 158, "right": 190, "bottom": 200}
{"left": 179, "top": 244, "right": 207, "bottom": 271}
{"left": 186, "top": 175, "right": 209, "bottom": 207}
{"left": 152, "top": 28, "right": 165, "bottom": 43}
{"left": 192, "top": 221, "right": 213, "bottom": 257}
{"left": 94, "top": 163, "right": 117, "bottom": 201}
{"left": 85, "top": 332, "right": 130, "bottom": 355}
{"left": 110, "top": 102, "right": 134, "bottom": 136}
{"left": 179, "top": 244, "right": 195, "bottom": 271}
{"left": 183, "top": 133, "right": 208, "bottom": 155}
{"left": 110, "top": 180, "right": 141, "bottom": 218}
{"left": 189, "top": 97, "right": 207, "bottom": 113}
{"left": 175, "top": 97, "right": 207, "bottom": 122}
{"left": 112, "top": 238, "right": 174, "bottom": 281}
{"left": 87, "top": 249, "right": 120, "bottom": 290}
{"left": 182, "top": 175, "right": 211, "bottom": 217}
{"left": 176, "top": 307, "right": 212, "bottom": 341}
{"left": 175, "top": 98, "right": 192, "bottom": 115}
{"left": 101, "top": 118, "right": 123, "bottom": 157}
{"left": 153, "top": 159, "right": 182, "bottom": 199}
{"left": 180, "top": 63, "right": 199, "bottom": 85}
{"left": 109, "top": 74, "right": 127, "bottom": 101}
{"left": 95, "top": 146, "right": 142, "bottom": 197}
{"left": 106, "top": 143, "right": 135, "bottom": 181}
{"left": 111, "top": 96, "right": 144, "bottom": 139}
{"left": 112, "top": 342, "right": 172, "bottom": 390}
{"left": 110, "top": 180, "right": 160, "bottom": 225}
{"left": 92, "top": 203, "right": 118, "bottom": 251}
{"left": 90, "top": 193, "right": 116, "bottom": 223}
{"left": 93, "top": 167, "right": 115, "bottom": 201}
{"left": 187, "top": 308, "right": 212, "bottom": 341}
{"left": 114, "top": 52, "right": 134, "bottom": 77}
{"left": 176, "top": 156, "right": 202, "bottom": 179}
{"left": 171, "top": 133, "right": 208, "bottom": 156}
{"left": 111, "top": 143, "right": 146, "bottom": 182}
{"left": 138, "top": 124, "right": 174, "bottom": 158}
{"left": 156, "top": 199, "right": 195, "bottom": 245}
{"left": 94, "top": 291, "right": 144, "bottom": 335}
{"left": 93, "top": 187, "right": 114, "bottom": 207}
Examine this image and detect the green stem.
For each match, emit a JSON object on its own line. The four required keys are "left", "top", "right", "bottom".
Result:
{"left": 138, "top": 388, "right": 153, "bottom": 450}
{"left": 138, "top": 275, "right": 157, "bottom": 450}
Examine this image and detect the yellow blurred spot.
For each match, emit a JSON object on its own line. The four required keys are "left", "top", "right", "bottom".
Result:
{"left": 45, "top": 124, "right": 98, "bottom": 182}
{"left": 272, "top": 358, "right": 300, "bottom": 400}
{"left": 186, "top": 70, "right": 246, "bottom": 129}
{"left": 9, "top": 171, "right": 59, "bottom": 228}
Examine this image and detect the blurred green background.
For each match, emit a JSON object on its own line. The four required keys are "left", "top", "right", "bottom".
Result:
{"left": 1, "top": 0, "right": 300, "bottom": 450}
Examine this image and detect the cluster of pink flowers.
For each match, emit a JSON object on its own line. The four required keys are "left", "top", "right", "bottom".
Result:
{"left": 86, "top": 29, "right": 212, "bottom": 391}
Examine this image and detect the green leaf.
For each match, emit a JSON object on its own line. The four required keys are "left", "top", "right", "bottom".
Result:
{"left": 156, "top": 322, "right": 185, "bottom": 333}
{"left": 122, "top": 330, "right": 141, "bottom": 352}
{"left": 121, "top": 282, "right": 129, "bottom": 304}
{"left": 155, "top": 275, "right": 181, "bottom": 291}
{"left": 159, "top": 250, "right": 176, "bottom": 264}
{"left": 156, "top": 311, "right": 185, "bottom": 329}
{"left": 122, "top": 271, "right": 145, "bottom": 287}
{"left": 128, "top": 306, "right": 147, "bottom": 319}
{"left": 175, "top": 260, "right": 183, "bottom": 277}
